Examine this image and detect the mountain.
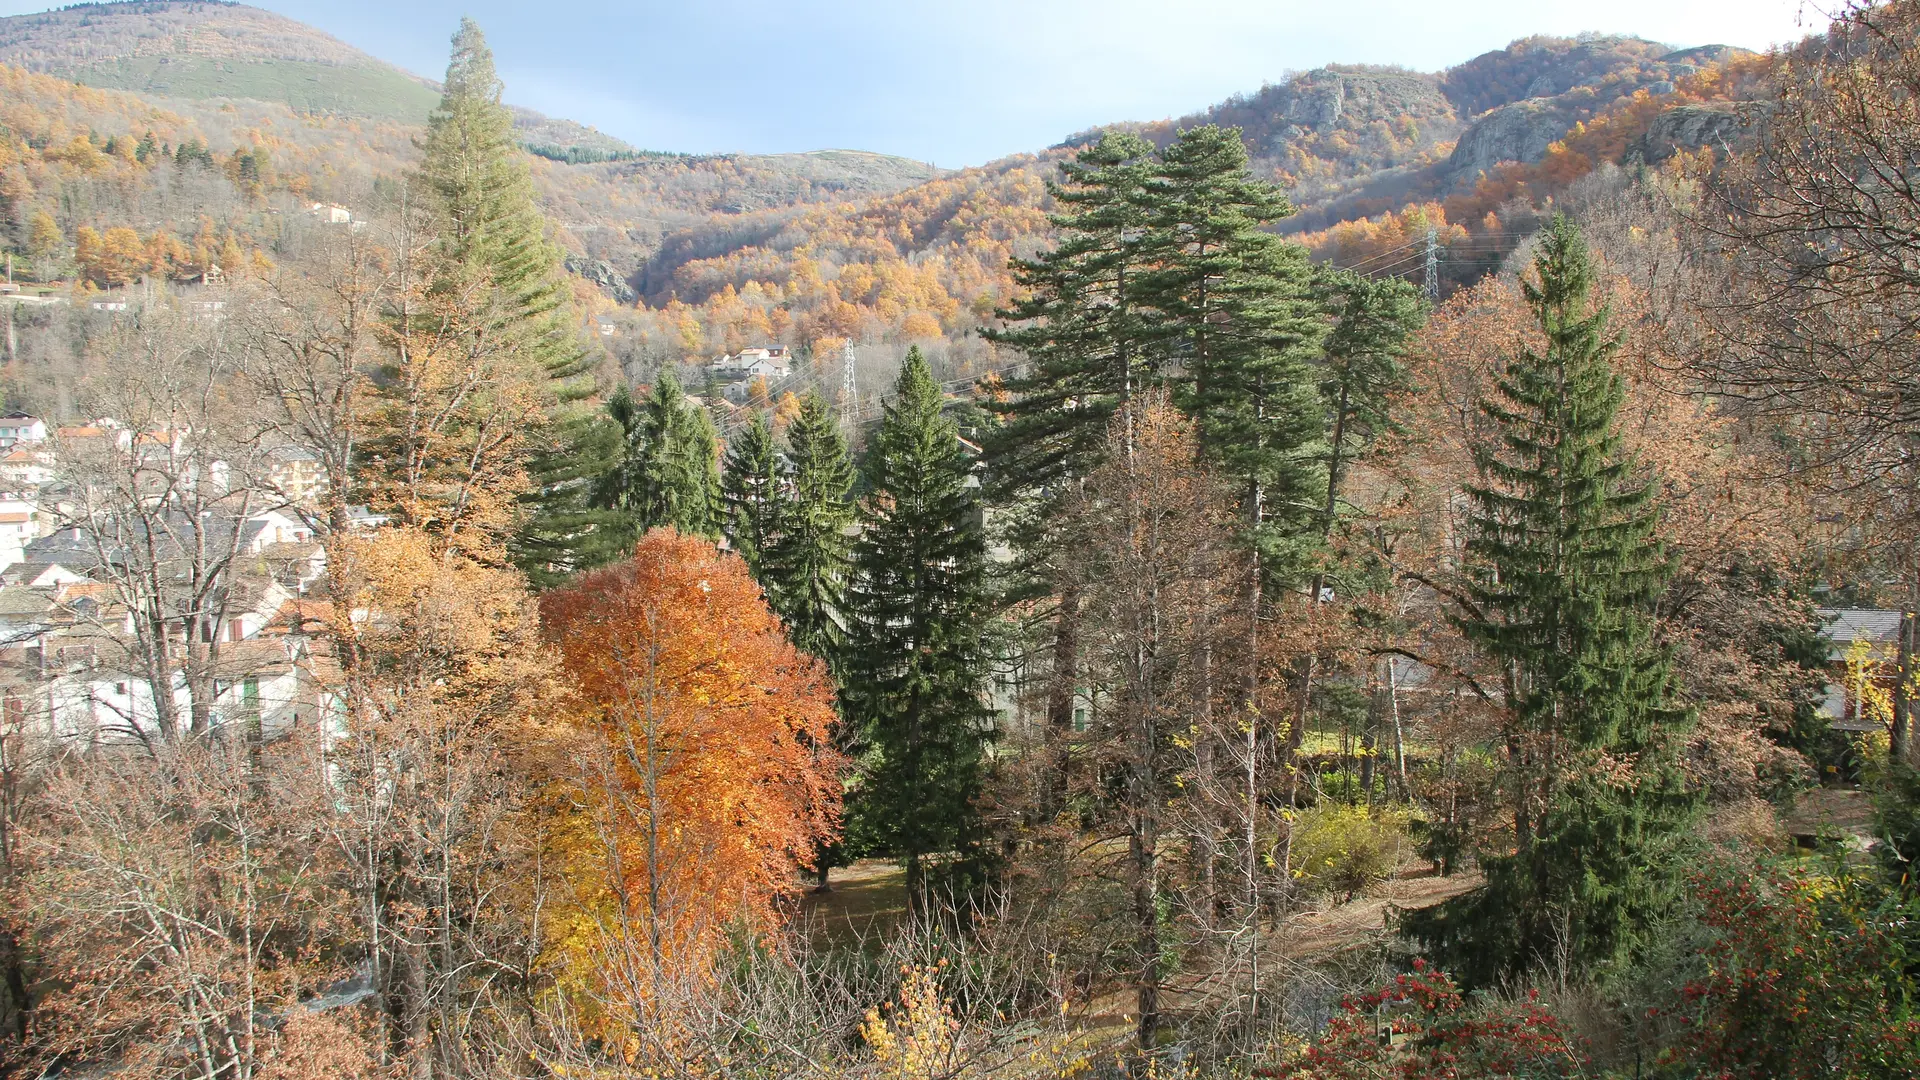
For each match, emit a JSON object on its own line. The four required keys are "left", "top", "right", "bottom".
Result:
{"left": 1099, "top": 35, "right": 1755, "bottom": 233}
{"left": 0, "top": 0, "right": 441, "bottom": 123}
{"left": 0, "top": 2, "right": 1777, "bottom": 396}
{"left": 614, "top": 33, "right": 1766, "bottom": 372}
{"left": 0, "top": 2, "right": 939, "bottom": 185}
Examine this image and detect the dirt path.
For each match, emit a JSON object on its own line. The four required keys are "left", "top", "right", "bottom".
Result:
{"left": 1283, "top": 867, "right": 1482, "bottom": 962}
{"left": 798, "top": 859, "right": 1478, "bottom": 961}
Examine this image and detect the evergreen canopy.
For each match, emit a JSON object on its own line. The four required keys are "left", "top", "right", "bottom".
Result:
{"left": 1405, "top": 216, "right": 1695, "bottom": 986}
{"left": 842, "top": 349, "right": 993, "bottom": 900}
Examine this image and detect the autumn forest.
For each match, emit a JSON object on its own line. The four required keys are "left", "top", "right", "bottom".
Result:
{"left": 1, "top": 1, "right": 1919, "bottom": 1078}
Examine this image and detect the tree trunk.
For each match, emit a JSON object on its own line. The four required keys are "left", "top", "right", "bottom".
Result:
{"left": 1191, "top": 631, "right": 1218, "bottom": 914}
{"left": 1130, "top": 793, "right": 1159, "bottom": 1052}
{"left": 1388, "top": 658, "right": 1409, "bottom": 798}
{"left": 1894, "top": 573, "right": 1915, "bottom": 766}
{"left": 1042, "top": 584, "right": 1082, "bottom": 820}
{"left": 1361, "top": 663, "right": 1382, "bottom": 808}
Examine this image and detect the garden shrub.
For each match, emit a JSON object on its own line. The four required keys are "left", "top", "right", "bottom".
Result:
{"left": 1289, "top": 804, "right": 1411, "bottom": 902}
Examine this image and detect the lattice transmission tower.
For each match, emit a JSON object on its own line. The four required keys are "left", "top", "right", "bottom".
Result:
{"left": 1424, "top": 224, "right": 1440, "bottom": 303}
{"left": 841, "top": 340, "right": 858, "bottom": 433}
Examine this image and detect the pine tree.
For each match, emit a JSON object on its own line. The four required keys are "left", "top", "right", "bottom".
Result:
{"left": 1403, "top": 217, "right": 1695, "bottom": 986}
{"left": 1312, "top": 267, "right": 1426, "bottom": 563}
{"left": 594, "top": 373, "right": 721, "bottom": 540}
{"left": 1123, "top": 124, "right": 1332, "bottom": 941}
{"left": 1144, "top": 126, "right": 1328, "bottom": 589}
{"left": 763, "top": 392, "right": 856, "bottom": 665}
{"left": 981, "top": 131, "right": 1157, "bottom": 807}
{"left": 720, "top": 409, "right": 786, "bottom": 579}
{"left": 842, "top": 349, "right": 992, "bottom": 901}
{"left": 983, "top": 130, "right": 1159, "bottom": 512}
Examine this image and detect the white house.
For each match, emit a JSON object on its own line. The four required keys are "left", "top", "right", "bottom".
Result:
{"left": 0, "top": 414, "right": 47, "bottom": 446}
{"left": 242, "top": 508, "right": 316, "bottom": 552}
{"left": 0, "top": 448, "right": 52, "bottom": 488}
{"left": 0, "top": 497, "right": 43, "bottom": 569}
{"left": 1818, "top": 607, "right": 1909, "bottom": 731}
{"left": 709, "top": 346, "right": 793, "bottom": 379}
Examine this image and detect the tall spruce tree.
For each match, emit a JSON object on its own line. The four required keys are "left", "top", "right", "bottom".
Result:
{"left": 843, "top": 350, "right": 992, "bottom": 901}
{"left": 720, "top": 410, "right": 786, "bottom": 579}
{"left": 1404, "top": 217, "right": 1695, "bottom": 986}
{"left": 411, "top": 19, "right": 612, "bottom": 583}
{"left": 593, "top": 373, "right": 721, "bottom": 539}
{"left": 762, "top": 392, "right": 858, "bottom": 888}
{"left": 763, "top": 392, "right": 856, "bottom": 665}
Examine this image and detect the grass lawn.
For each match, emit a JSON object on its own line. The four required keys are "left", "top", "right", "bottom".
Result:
{"left": 795, "top": 859, "right": 908, "bottom": 949}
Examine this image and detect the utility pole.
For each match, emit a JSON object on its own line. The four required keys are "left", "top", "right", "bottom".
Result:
{"left": 841, "top": 339, "right": 858, "bottom": 435}
{"left": 3, "top": 254, "right": 14, "bottom": 367}
{"left": 1424, "top": 224, "right": 1440, "bottom": 304}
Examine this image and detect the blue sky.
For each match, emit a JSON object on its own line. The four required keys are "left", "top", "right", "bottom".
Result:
{"left": 4, "top": 0, "right": 1817, "bottom": 165}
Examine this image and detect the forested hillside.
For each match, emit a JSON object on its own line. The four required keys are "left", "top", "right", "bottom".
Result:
{"left": 0, "top": 3, "right": 1772, "bottom": 401}
{"left": 3, "top": 2, "right": 1920, "bottom": 1079}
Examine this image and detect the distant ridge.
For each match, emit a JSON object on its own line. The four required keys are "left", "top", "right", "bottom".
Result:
{"left": 0, "top": 1, "right": 948, "bottom": 177}
{"left": 0, "top": 1, "right": 441, "bottom": 122}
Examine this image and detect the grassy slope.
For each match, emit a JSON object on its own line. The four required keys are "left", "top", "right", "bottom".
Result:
{"left": 66, "top": 55, "right": 440, "bottom": 123}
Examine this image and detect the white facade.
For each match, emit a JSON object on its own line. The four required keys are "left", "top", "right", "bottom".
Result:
{"left": 0, "top": 415, "right": 47, "bottom": 446}
{"left": 0, "top": 450, "right": 50, "bottom": 488}
{"left": 709, "top": 346, "right": 793, "bottom": 379}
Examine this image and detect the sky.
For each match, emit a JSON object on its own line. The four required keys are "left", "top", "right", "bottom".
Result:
{"left": 3, "top": 0, "right": 1823, "bottom": 166}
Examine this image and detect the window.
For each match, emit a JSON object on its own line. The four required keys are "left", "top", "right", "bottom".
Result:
{"left": 1072, "top": 706, "right": 1089, "bottom": 732}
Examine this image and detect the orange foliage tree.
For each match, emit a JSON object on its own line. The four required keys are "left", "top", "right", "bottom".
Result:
{"left": 537, "top": 529, "right": 842, "bottom": 1018}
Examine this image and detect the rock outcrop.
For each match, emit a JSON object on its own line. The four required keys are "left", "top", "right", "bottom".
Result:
{"left": 1634, "top": 102, "right": 1751, "bottom": 163}
{"left": 566, "top": 258, "right": 638, "bottom": 305}
{"left": 1443, "top": 99, "right": 1577, "bottom": 186}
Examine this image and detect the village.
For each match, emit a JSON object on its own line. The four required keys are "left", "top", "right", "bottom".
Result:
{"left": 0, "top": 409, "right": 352, "bottom": 744}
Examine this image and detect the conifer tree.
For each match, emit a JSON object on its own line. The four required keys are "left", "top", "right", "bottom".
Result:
{"left": 415, "top": 19, "right": 577, "bottom": 369}
{"left": 681, "top": 403, "right": 725, "bottom": 536}
{"left": 984, "top": 130, "right": 1159, "bottom": 509}
{"left": 514, "top": 416, "right": 628, "bottom": 588}
{"left": 763, "top": 392, "right": 856, "bottom": 665}
{"left": 1404, "top": 217, "right": 1695, "bottom": 986}
{"left": 412, "top": 19, "right": 612, "bottom": 583}
{"left": 760, "top": 391, "right": 858, "bottom": 888}
{"left": 720, "top": 410, "right": 786, "bottom": 579}
{"left": 594, "top": 373, "right": 721, "bottom": 540}
{"left": 1312, "top": 268, "right": 1426, "bottom": 573}
{"left": 1144, "top": 126, "right": 1328, "bottom": 589}
{"left": 842, "top": 350, "right": 992, "bottom": 901}
{"left": 981, "top": 131, "right": 1157, "bottom": 805}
